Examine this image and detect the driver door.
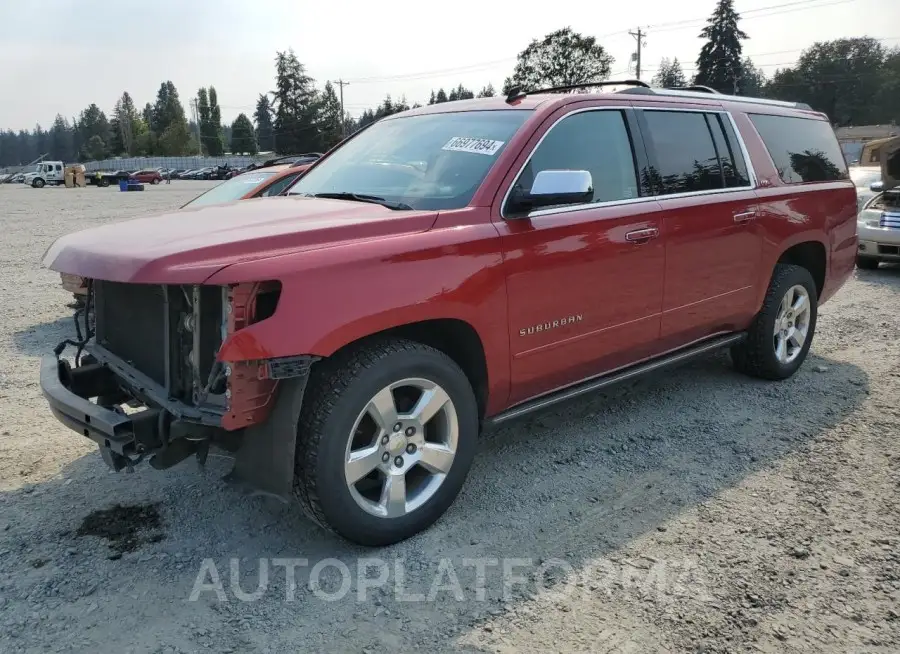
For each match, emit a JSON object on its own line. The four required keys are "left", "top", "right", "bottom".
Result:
{"left": 495, "top": 105, "right": 666, "bottom": 404}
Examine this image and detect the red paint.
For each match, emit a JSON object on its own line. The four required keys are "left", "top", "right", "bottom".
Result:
{"left": 45, "top": 92, "right": 856, "bottom": 422}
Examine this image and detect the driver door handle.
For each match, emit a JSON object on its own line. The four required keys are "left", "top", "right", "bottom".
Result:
{"left": 733, "top": 210, "right": 758, "bottom": 223}
{"left": 625, "top": 227, "right": 659, "bottom": 243}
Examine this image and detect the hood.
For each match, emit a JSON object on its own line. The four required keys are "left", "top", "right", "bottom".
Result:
{"left": 43, "top": 196, "right": 439, "bottom": 284}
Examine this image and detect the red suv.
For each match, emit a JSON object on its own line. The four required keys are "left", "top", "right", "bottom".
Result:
{"left": 129, "top": 169, "right": 163, "bottom": 184}
{"left": 40, "top": 82, "right": 856, "bottom": 546}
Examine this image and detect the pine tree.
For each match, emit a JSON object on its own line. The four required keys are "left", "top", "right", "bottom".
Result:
{"left": 435, "top": 88, "right": 448, "bottom": 103}
{"left": 694, "top": 0, "right": 748, "bottom": 93}
{"left": 254, "top": 94, "right": 275, "bottom": 152}
{"left": 318, "top": 81, "right": 344, "bottom": 149}
{"left": 652, "top": 58, "right": 687, "bottom": 88}
{"left": 230, "top": 114, "right": 258, "bottom": 155}
{"left": 272, "top": 49, "right": 320, "bottom": 154}
{"left": 477, "top": 84, "right": 496, "bottom": 98}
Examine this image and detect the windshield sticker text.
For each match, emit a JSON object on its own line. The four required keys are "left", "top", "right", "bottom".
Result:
{"left": 442, "top": 137, "right": 505, "bottom": 156}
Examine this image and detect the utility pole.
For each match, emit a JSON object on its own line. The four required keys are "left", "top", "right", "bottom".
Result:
{"left": 332, "top": 79, "right": 349, "bottom": 136}
{"left": 629, "top": 28, "right": 646, "bottom": 80}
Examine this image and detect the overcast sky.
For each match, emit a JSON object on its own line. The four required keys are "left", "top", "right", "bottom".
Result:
{"left": 0, "top": 0, "right": 896, "bottom": 131}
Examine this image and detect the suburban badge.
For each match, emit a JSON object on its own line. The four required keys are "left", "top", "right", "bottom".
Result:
{"left": 519, "top": 315, "right": 583, "bottom": 336}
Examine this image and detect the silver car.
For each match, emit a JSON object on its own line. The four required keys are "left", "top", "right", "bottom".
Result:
{"left": 856, "top": 137, "right": 900, "bottom": 269}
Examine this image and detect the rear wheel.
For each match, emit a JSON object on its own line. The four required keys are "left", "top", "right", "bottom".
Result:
{"left": 151, "top": 178, "right": 160, "bottom": 185}
{"left": 732, "top": 263, "right": 818, "bottom": 380}
{"left": 294, "top": 339, "right": 478, "bottom": 546}
{"left": 856, "top": 255, "right": 880, "bottom": 270}
{"left": 99, "top": 178, "right": 110, "bottom": 187}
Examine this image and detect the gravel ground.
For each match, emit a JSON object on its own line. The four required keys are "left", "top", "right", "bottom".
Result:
{"left": 1, "top": 182, "right": 899, "bottom": 653}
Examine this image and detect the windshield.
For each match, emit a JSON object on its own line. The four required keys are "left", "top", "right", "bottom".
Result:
{"left": 850, "top": 167, "right": 881, "bottom": 188}
{"left": 183, "top": 171, "right": 276, "bottom": 207}
{"left": 288, "top": 110, "right": 530, "bottom": 210}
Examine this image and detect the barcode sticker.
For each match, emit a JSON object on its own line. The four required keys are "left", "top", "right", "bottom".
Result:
{"left": 442, "top": 137, "right": 505, "bottom": 156}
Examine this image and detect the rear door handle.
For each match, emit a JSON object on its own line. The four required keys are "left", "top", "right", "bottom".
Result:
{"left": 625, "top": 227, "right": 659, "bottom": 243}
{"left": 733, "top": 210, "right": 758, "bottom": 223}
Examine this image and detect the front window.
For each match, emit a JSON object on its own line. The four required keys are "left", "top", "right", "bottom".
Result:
{"left": 182, "top": 171, "right": 277, "bottom": 208}
{"left": 287, "top": 110, "right": 530, "bottom": 210}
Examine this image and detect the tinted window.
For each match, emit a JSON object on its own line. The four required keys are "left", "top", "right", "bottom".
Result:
{"left": 643, "top": 111, "right": 725, "bottom": 195}
{"left": 748, "top": 114, "right": 849, "bottom": 184}
{"left": 716, "top": 115, "right": 751, "bottom": 187}
{"left": 510, "top": 110, "right": 639, "bottom": 209}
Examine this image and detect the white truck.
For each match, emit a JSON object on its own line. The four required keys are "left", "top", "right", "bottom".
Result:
{"left": 22, "top": 161, "right": 65, "bottom": 188}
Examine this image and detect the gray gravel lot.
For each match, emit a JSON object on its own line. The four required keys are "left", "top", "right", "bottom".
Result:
{"left": 1, "top": 182, "right": 899, "bottom": 653}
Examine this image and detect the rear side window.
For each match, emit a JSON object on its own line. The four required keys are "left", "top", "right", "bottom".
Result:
{"left": 748, "top": 114, "right": 849, "bottom": 184}
{"left": 510, "top": 110, "right": 640, "bottom": 208}
{"left": 642, "top": 111, "right": 728, "bottom": 195}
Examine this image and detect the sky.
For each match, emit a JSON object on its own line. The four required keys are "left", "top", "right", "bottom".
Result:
{"left": 0, "top": 0, "right": 897, "bottom": 131}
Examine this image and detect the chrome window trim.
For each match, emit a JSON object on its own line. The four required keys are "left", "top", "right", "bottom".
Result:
{"left": 500, "top": 105, "right": 759, "bottom": 221}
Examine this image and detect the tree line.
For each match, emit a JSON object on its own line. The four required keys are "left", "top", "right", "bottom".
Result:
{"left": 1, "top": 0, "right": 897, "bottom": 168}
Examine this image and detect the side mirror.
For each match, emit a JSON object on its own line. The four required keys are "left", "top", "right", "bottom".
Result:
{"left": 508, "top": 170, "right": 593, "bottom": 217}
{"left": 870, "top": 181, "right": 885, "bottom": 192}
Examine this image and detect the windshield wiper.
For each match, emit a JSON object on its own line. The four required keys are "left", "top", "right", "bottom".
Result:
{"left": 309, "top": 192, "right": 413, "bottom": 211}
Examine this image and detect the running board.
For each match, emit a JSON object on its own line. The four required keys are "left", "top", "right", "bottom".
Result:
{"left": 488, "top": 333, "right": 746, "bottom": 426}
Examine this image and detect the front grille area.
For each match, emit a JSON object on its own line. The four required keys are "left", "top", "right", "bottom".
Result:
{"left": 93, "top": 281, "right": 224, "bottom": 400}
{"left": 94, "top": 281, "right": 167, "bottom": 385}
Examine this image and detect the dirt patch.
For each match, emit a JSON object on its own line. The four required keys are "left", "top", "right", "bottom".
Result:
{"left": 76, "top": 503, "right": 164, "bottom": 556}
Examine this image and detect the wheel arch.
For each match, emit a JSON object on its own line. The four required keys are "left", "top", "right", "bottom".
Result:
{"left": 776, "top": 240, "right": 826, "bottom": 299}
{"left": 325, "top": 318, "right": 491, "bottom": 420}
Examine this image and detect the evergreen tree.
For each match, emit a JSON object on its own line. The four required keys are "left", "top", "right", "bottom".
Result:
{"left": 477, "top": 84, "right": 496, "bottom": 98}
{"left": 111, "top": 91, "right": 139, "bottom": 155}
{"left": 230, "top": 113, "right": 257, "bottom": 155}
{"left": 448, "top": 84, "right": 475, "bottom": 101}
{"left": 652, "top": 58, "right": 687, "bottom": 88}
{"left": 694, "top": 0, "right": 748, "bottom": 94}
{"left": 77, "top": 104, "right": 111, "bottom": 160}
{"left": 208, "top": 86, "right": 225, "bottom": 156}
{"left": 318, "top": 81, "right": 344, "bottom": 149}
{"left": 49, "top": 115, "right": 74, "bottom": 161}
{"left": 254, "top": 94, "right": 275, "bottom": 152}
{"left": 272, "top": 49, "right": 320, "bottom": 154}
{"left": 197, "top": 87, "right": 211, "bottom": 154}
{"left": 739, "top": 57, "right": 766, "bottom": 96}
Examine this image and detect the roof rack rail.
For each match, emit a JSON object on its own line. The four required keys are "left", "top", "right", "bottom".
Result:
{"left": 668, "top": 85, "right": 719, "bottom": 94}
{"left": 505, "top": 79, "right": 649, "bottom": 104}
{"left": 614, "top": 86, "right": 814, "bottom": 111}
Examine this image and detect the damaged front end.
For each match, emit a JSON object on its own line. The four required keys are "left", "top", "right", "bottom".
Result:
{"left": 40, "top": 279, "right": 315, "bottom": 497}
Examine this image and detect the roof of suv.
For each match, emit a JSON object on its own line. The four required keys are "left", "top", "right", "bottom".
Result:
{"left": 399, "top": 83, "right": 820, "bottom": 119}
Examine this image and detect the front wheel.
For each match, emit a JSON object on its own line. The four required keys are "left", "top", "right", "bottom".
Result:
{"left": 32, "top": 178, "right": 45, "bottom": 188}
{"left": 294, "top": 339, "right": 479, "bottom": 546}
{"left": 731, "top": 263, "right": 818, "bottom": 381}
{"left": 151, "top": 178, "right": 160, "bottom": 185}
{"left": 99, "top": 178, "right": 110, "bottom": 187}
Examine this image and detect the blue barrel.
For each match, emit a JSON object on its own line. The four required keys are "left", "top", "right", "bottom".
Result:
{"left": 119, "top": 179, "right": 128, "bottom": 191}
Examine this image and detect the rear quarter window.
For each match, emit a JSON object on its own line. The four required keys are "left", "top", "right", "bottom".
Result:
{"left": 748, "top": 114, "right": 849, "bottom": 184}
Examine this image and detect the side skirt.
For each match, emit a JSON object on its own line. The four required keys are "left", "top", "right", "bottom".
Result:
{"left": 487, "top": 333, "right": 746, "bottom": 426}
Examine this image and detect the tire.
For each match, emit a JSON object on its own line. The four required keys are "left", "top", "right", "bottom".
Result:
{"left": 731, "top": 263, "right": 818, "bottom": 381}
{"left": 99, "top": 178, "right": 110, "bottom": 188}
{"left": 32, "top": 178, "right": 45, "bottom": 188}
{"left": 294, "top": 338, "right": 479, "bottom": 546}
{"left": 151, "top": 178, "right": 160, "bottom": 185}
{"left": 856, "top": 255, "right": 880, "bottom": 270}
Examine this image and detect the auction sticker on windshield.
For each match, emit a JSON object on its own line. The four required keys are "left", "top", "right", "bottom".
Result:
{"left": 442, "top": 137, "right": 505, "bottom": 156}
